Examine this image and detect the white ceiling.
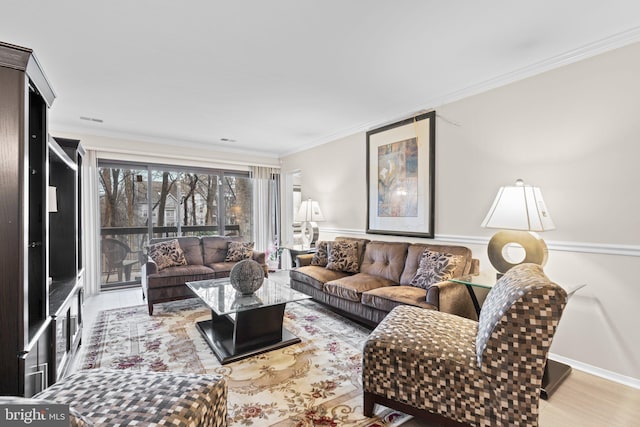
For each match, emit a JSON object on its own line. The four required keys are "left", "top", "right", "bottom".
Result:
{"left": 2, "top": 1, "right": 640, "bottom": 157}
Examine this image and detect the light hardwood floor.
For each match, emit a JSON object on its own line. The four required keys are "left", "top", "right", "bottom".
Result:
{"left": 77, "top": 285, "right": 640, "bottom": 427}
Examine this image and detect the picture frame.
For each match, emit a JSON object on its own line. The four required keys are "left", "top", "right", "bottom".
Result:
{"left": 366, "top": 111, "right": 435, "bottom": 238}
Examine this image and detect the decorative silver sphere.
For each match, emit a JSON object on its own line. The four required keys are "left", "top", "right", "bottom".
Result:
{"left": 229, "top": 259, "right": 265, "bottom": 295}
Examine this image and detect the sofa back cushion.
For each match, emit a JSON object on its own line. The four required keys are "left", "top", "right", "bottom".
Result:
{"left": 202, "top": 235, "right": 243, "bottom": 264}
{"left": 400, "top": 243, "right": 472, "bottom": 286}
{"left": 150, "top": 236, "right": 204, "bottom": 265}
{"left": 360, "top": 241, "right": 409, "bottom": 283}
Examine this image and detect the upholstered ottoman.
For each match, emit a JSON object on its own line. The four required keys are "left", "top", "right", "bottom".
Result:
{"left": 34, "top": 370, "right": 227, "bottom": 426}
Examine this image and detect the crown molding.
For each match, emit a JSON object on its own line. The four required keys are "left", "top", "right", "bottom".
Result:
{"left": 282, "top": 26, "right": 640, "bottom": 158}
{"left": 50, "top": 122, "right": 281, "bottom": 159}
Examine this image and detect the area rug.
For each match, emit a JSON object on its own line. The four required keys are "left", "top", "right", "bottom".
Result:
{"left": 80, "top": 298, "right": 410, "bottom": 426}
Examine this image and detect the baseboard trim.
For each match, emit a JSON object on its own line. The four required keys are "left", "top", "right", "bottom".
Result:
{"left": 549, "top": 353, "right": 640, "bottom": 390}
{"left": 320, "top": 228, "right": 640, "bottom": 257}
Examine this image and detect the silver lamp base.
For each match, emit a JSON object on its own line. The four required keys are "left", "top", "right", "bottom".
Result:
{"left": 487, "top": 230, "right": 548, "bottom": 276}
{"left": 301, "top": 221, "right": 319, "bottom": 249}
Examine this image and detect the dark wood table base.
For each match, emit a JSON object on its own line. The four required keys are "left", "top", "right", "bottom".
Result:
{"left": 541, "top": 358, "right": 572, "bottom": 399}
{"left": 195, "top": 303, "right": 301, "bottom": 364}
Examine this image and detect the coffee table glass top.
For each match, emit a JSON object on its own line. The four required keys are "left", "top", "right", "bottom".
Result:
{"left": 450, "top": 271, "right": 498, "bottom": 289}
{"left": 186, "top": 278, "right": 310, "bottom": 316}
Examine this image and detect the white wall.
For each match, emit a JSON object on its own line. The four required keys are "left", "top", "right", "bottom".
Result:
{"left": 281, "top": 42, "right": 640, "bottom": 385}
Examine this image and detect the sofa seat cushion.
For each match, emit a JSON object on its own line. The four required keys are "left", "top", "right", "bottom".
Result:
{"left": 290, "top": 266, "right": 351, "bottom": 290}
{"left": 147, "top": 265, "right": 215, "bottom": 288}
{"left": 361, "top": 285, "right": 437, "bottom": 312}
{"left": 325, "top": 273, "right": 397, "bottom": 302}
{"left": 206, "top": 262, "right": 238, "bottom": 276}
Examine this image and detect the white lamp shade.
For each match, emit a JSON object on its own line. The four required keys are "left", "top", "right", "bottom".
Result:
{"left": 481, "top": 180, "right": 555, "bottom": 232}
{"left": 295, "top": 199, "right": 325, "bottom": 222}
{"left": 48, "top": 186, "right": 58, "bottom": 213}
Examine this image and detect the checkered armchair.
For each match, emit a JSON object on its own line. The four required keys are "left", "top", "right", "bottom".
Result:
{"left": 362, "top": 263, "right": 567, "bottom": 427}
{"left": 34, "top": 370, "right": 227, "bottom": 426}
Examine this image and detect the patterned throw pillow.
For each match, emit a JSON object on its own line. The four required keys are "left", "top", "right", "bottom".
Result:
{"left": 311, "top": 241, "right": 328, "bottom": 266}
{"left": 326, "top": 241, "right": 360, "bottom": 273}
{"left": 225, "top": 241, "right": 254, "bottom": 262}
{"left": 148, "top": 239, "right": 188, "bottom": 271}
{"left": 409, "top": 250, "right": 463, "bottom": 290}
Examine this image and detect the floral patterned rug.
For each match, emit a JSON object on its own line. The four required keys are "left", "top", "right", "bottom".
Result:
{"left": 80, "top": 298, "right": 410, "bottom": 426}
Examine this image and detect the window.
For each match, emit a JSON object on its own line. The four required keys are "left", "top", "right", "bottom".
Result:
{"left": 98, "top": 161, "right": 252, "bottom": 290}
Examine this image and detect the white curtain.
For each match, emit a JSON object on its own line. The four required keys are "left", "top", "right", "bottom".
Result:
{"left": 81, "top": 149, "right": 102, "bottom": 297}
{"left": 250, "top": 166, "right": 280, "bottom": 254}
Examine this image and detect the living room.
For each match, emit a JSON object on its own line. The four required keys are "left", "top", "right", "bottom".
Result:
{"left": 1, "top": 1, "right": 640, "bottom": 426}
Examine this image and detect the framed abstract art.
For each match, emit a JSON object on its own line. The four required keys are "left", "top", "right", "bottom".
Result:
{"left": 366, "top": 111, "right": 435, "bottom": 238}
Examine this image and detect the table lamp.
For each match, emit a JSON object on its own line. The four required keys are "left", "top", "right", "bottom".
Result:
{"left": 481, "top": 179, "right": 555, "bottom": 277}
{"left": 295, "top": 199, "right": 325, "bottom": 248}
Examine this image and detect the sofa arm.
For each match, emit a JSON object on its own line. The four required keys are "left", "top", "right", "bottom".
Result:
{"left": 426, "top": 280, "right": 478, "bottom": 321}
{"left": 296, "top": 253, "right": 314, "bottom": 267}
{"left": 469, "top": 258, "right": 480, "bottom": 275}
{"left": 251, "top": 251, "right": 269, "bottom": 277}
{"left": 252, "top": 250, "right": 266, "bottom": 264}
{"left": 145, "top": 256, "right": 158, "bottom": 276}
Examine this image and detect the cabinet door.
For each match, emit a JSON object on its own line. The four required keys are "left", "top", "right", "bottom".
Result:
{"left": 69, "top": 289, "right": 82, "bottom": 352}
{"left": 53, "top": 313, "right": 69, "bottom": 381}
{"left": 22, "top": 327, "right": 50, "bottom": 397}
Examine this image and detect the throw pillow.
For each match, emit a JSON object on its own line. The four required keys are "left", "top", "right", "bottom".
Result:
{"left": 148, "top": 239, "right": 188, "bottom": 271}
{"left": 311, "top": 241, "right": 328, "bottom": 266}
{"left": 326, "top": 241, "right": 360, "bottom": 273}
{"left": 409, "top": 250, "right": 463, "bottom": 290}
{"left": 225, "top": 241, "right": 254, "bottom": 262}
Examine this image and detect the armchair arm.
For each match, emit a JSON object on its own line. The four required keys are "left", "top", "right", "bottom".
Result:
{"left": 295, "top": 253, "right": 314, "bottom": 268}
{"left": 426, "top": 280, "right": 478, "bottom": 321}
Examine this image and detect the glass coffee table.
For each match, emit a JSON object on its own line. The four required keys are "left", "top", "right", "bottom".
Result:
{"left": 186, "top": 278, "right": 311, "bottom": 364}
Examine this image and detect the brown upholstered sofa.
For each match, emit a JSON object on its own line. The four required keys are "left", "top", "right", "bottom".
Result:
{"left": 290, "top": 236, "right": 479, "bottom": 326}
{"left": 142, "top": 235, "right": 267, "bottom": 315}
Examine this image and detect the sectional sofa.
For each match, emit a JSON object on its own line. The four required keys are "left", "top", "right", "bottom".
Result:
{"left": 142, "top": 235, "right": 267, "bottom": 314}
{"left": 290, "top": 236, "right": 479, "bottom": 325}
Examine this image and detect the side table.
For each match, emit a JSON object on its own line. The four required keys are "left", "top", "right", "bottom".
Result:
{"left": 281, "top": 246, "right": 317, "bottom": 269}
{"left": 451, "top": 271, "right": 582, "bottom": 400}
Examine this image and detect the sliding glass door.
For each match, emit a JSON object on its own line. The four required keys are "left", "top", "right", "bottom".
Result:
{"left": 99, "top": 166, "right": 149, "bottom": 289}
{"left": 98, "top": 161, "right": 252, "bottom": 290}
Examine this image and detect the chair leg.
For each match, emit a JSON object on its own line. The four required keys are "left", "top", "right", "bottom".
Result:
{"left": 124, "top": 264, "right": 133, "bottom": 281}
{"left": 363, "top": 391, "right": 375, "bottom": 417}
